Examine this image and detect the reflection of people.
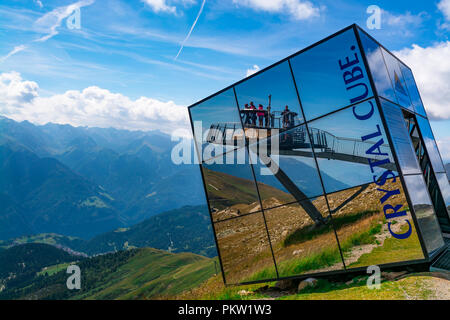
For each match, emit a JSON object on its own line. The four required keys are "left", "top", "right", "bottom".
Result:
{"left": 282, "top": 105, "right": 291, "bottom": 128}
{"left": 257, "top": 104, "right": 264, "bottom": 127}
{"left": 243, "top": 103, "right": 252, "bottom": 125}
{"left": 266, "top": 105, "right": 271, "bottom": 127}
{"left": 250, "top": 102, "right": 257, "bottom": 125}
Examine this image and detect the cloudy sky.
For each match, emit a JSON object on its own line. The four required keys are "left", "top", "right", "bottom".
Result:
{"left": 0, "top": 0, "right": 449, "bottom": 160}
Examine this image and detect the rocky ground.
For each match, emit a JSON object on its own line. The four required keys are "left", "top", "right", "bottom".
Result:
{"left": 174, "top": 271, "right": 450, "bottom": 300}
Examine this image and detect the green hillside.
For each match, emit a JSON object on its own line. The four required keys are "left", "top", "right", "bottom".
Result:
{"left": 0, "top": 243, "right": 78, "bottom": 279}
{"left": 0, "top": 247, "right": 216, "bottom": 300}
{"left": 76, "top": 248, "right": 217, "bottom": 300}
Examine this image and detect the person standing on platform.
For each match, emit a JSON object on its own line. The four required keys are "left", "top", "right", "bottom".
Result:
{"left": 282, "top": 105, "right": 291, "bottom": 128}
{"left": 243, "top": 103, "right": 251, "bottom": 125}
{"left": 257, "top": 104, "right": 265, "bottom": 127}
{"left": 250, "top": 102, "right": 257, "bottom": 126}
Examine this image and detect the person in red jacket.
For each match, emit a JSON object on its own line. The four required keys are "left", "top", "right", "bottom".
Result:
{"left": 257, "top": 104, "right": 265, "bottom": 127}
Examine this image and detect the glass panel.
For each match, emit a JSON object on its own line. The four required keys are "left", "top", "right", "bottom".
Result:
{"left": 201, "top": 148, "right": 261, "bottom": 222}
{"left": 358, "top": 30, "right": 397, "bottom": 104}
{"left": 436, "top": 173, "right": 450, "bottom": 212}
{"left": 403, "top": 175, "right": 445, "bottom": 255}
{"left": 380, "top": 99, "right": 421, "bottom": 175}
{"left": 248, "top": 124, "right": 324, "bottom": 210}
{"left": 214, "top": 212, "right": 277, "bottom": 284}
{"left": 248, "top": 148, "right": 297, "bottom": 209}
{"left": 235, "top": 61, "right": 304, "bottom": 129}
{"left": 308, "top": 99, "right": 398, "bottom": 194}
{"left": 290, "top": 29, "right": 373, "bottom": 121}
{"left": 380, "top": 48, "right": 412, "bottom": 109}
{"left": 399, "top": 62, "right": 427, "bottom": 116}
{"left": 328, "top": 178, "right": 424, "bottom": 268}
{"left": 265, "top": 197, "right": 344, "bottom": 277}
{"left": 416, "top": 115, "right": 445, "bottom": 173}
{"left": 190, "top": 89, "right": 244, "bottom": 162}
{"left": 428, "top": 173, "right": 450, "bottom": 233}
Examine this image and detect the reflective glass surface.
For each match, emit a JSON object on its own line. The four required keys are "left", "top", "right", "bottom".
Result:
{"left": 380, "top": 99, "right": 421, "bottom": 175}
{"left": 399, "top": 62, "right": 427, "bottom": 116}
{"left": 290, "top": 29, "right": 372, "bottom": 121}
{"left": 235, "top": 61, "right": 304, "bottom": 129}
{"left": 380, "top": 48, "right": 412, "bottom": 109}
{"left": 328, "top": 178, "right": 424, "bottom": 268}
{"left": 190, "top": 89, "right": 244, "bottom": 162}
{"left": 308, "top": 99, "right": 397, "bottom": 194}
{"left": 435, "top": 173, "right": 450, "bottom": 212}
{"left": 201, "top": 148, "right": 261, "bottom": 222}
{"left": 248, "top": 124, "right": 323, "bottom": 210}
{"left": 189, "top": 27, "right": 442, "bottom": 284}
{"left": 214, "top": 212, "right": 277, "bottom": 284}
{"left": 416, "top": 115, "right": 445, "bottom": 173}
{"left": 358, "top": 30, "right": 397, "bottom": 104}
{"left": 265, "top": 197, "right": 344, "bottom": 277}
{"left": 248, "top": 148, "right": 296, "bottom": 209}
{"left": 403, "top": 174, "right": 445, "bottom": 255}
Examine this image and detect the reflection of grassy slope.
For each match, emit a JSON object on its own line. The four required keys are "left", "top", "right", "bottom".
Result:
{"left": 283, "top": 210, "right": 377, "bottom": 247}
{"left": 203, "top": 168, "right": 293, "bottom": 209}
{"left": 348, "top": 224, "right": 424, "bottom": 268}
{"left": 245, "top": 216, "right": 423, "bottom": 282}
{"left": 244, "top": 215, "right": 386, "bottom": 282}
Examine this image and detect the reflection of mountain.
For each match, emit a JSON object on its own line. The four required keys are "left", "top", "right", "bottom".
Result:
{"left": 203, "top": 168, "right": 294, "bottom": 211}
{"left": 207, "top": 156, "right": 348, "bottom": 197}
{"left": 0, "top": 116, "right": 205, "bottom": 240}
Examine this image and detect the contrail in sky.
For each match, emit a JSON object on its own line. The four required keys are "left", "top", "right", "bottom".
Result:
{"left": 174, "top": 0, "right": 206, "bottom": 60}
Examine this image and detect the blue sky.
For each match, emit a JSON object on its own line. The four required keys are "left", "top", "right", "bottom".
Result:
{"left": 0, "top": 0, "right": 449, "bottom": 160}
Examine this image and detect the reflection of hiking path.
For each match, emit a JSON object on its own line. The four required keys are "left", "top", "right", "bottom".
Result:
{"left": 330, "top": 215, "right": 410, "bottom": 269}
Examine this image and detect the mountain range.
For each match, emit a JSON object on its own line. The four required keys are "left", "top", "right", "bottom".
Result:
{"left": 0, "top": 116, "right": 205, "bottom": 240}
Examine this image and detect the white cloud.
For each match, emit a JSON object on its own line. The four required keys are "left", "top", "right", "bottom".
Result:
{"left": 33, "top": 0, "right": 95, "bottom": 42}
{"left": 142, "top": 0, "right": 177, "bottom": 14}
{"left": 382, "top": 10, "right": 426, "bottom": 27}
{"left": 0, "top": 72, "right": 188, "bottom": 134}
{"left": 380, "top": 10, "right": 426, "bottom": 37}
{"left": 233, "top": 0, "right": 320, "bottom": 20}
{"left": 246, "top": 64, "right": 260, "bottom": 77}
{"left": 438, "top": 0, "right": 450, "bottom": 20}
{"left": 0, "top": 45, "right": 27, "bottom": 63}
{"left": 175, "top": 0, "right": 206, "bottom": 59}
{"left": 34, "top": 0, "right": 44, "bottom": 8}
{"left": 436, "top": 137, "right": 450, "bottom": 163}
{"left": 0, "top": 1, "right": 94, "bottom": 64}
{"left": 394, "top": 42, "right": 450, "bottom": 120}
